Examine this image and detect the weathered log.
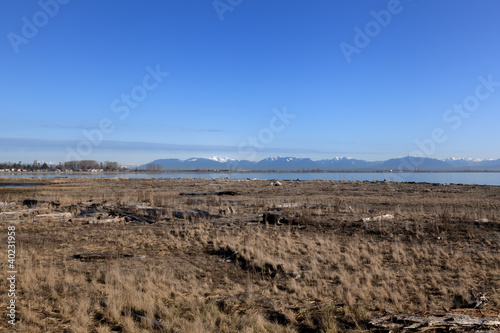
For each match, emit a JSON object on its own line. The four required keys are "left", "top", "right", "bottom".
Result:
{"left": 124, "top": 202, "right": 151, "bottom": 209}
{"left": 216, "top": 191, "right": 240, "bottom": 196}
{"left": 69, "top": 253, "right": 138, "bottom": 260}
{"left": 180, "top": 191, "right": 240, "bottom": 196}
{"left": 370, "top": 312, "right": 500, "bottom": 331}
{"left": 362, "top": 214, "right": 394, "bottom": 222}
{"left": 276, "top": 203, "right": 298, "bottom": 208}
{"left": 88, "top": 217, "right": 124, "bottom": 224}
{"left": 34, "top": 212, "right": 72, "bottom": 222}
{"left": 219, "top": 206, "right": 236, "bottom": 216}
{"left": 135, "top": 207, "right": 167, "bottom": 218}
{"left": 172, "top": 209, "right": 211, "bottom": 219}
{"left": 0, "top": 208, "right": 39, "bottom": 217}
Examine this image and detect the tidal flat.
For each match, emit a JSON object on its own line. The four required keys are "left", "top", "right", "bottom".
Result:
{"left": 1, "top": 177, "right": 499, "bottom": 332}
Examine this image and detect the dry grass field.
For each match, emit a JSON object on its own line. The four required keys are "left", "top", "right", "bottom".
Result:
{"left": 0, "top": 177, "right": 499, "bottom": 332}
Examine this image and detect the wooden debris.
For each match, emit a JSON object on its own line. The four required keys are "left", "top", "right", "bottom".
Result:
{"left": 470, "top": 290, "right": 488, "bottom": 309}
{"left": 68, "top": 253, "right": 138, "bottom": 260}
{"left": 0, "top": 208, "right": 39, "bottom": 217}
{"left": 277, "top": 203, "right": 298, "bottom": 208}
{"left": 362, "top": 214, "right": 394, "bottom": 222}
{"left": 369, "top": 312, "right": 500, "bottom": 331}
{"left": 172, "top": 209, "right": 211, "bottom": 219}
{"left": 179, "top": 191, "right": 240, "bottom": 196}
{"left": 219, "top": 206, "right": 236, "bottom": 215}
{"left": 474, "top": 218, "right": 498, "bottom": 228}
{"left": 135, "top": 206, "right": 167, "bottom": 218}
{"left": 23, "top": 199, "right": 39, "bottom": 207}
{"left": 88, "top": 217, "right": 124, "bottom": 224}
{"left": 79, "top": 209, "right": 99, "bottom": 216}
{"left": 216, "top": 191, "right": 240, "bottom": 196}
{"left": 34, "top": 212, "right": 72, "bottom": 222}
{"left": 124, "top": 202, "right": 151, "bottom": 209}
{"left": 262, "top": 213, "right": 284, "bottom": 225}
{"left": 0, "top": 202, "right": 16, "bottom": 208}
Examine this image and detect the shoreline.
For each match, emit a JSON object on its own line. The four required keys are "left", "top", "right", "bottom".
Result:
{"left": 2, "top": 169, "right": 500, "bottom": 175}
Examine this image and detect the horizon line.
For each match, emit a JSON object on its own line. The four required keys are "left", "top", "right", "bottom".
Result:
{"left": 2, "top": 155, "right": 499, "bottom": 166}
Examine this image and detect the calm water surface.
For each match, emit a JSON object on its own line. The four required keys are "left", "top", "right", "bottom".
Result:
{"left": 1, "top": 172, "right": 499, "bottom": 186}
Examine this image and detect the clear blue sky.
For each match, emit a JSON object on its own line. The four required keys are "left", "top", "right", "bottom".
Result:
{"left": 1, "top": 0, "right": 499, "bottom": 165}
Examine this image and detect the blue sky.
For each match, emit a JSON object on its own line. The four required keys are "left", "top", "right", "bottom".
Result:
{"left": 1, "top": 0, "right": 499, "bottom": 165}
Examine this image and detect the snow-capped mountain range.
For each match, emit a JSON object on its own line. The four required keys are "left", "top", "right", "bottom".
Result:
{"left": 140, "top": 156, "right": 500, "bottom": 171}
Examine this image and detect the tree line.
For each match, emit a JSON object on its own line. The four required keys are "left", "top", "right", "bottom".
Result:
{"left": 0, "top": 160, "right": 125, "bottom": 172}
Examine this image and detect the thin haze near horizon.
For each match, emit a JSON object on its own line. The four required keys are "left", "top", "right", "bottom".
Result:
{"left": 1, "top": 0, "right": 499, "bottom": 165}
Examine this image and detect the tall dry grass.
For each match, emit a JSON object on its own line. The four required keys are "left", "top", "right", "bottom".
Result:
{"left": 0, "top": 177, "right": 498, "bottom": 332}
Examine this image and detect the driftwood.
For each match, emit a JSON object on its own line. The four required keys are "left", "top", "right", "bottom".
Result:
{"left": 135, "top": 207, "right": 167, "bottom": 218}
{"left": 470, "top": 290, "right": 488, "bottom": 309}
{"left": 79, "top": 209, "right": 99, "bottom": 216}
{"left": 370, "top": 312, "right": 500, "bottom": 331}
{"left": 362, "top": 214, "right": 394, "bottom": 222}
{"left": 123, "top": 202, "right": 151, "bottom": 208}
{"left": 172, "top": 209, "right": 211, "bottom": 219}
{"left": 276, "top": 203, "right": 298, "bottom": 208}
{"left": 68, "top": 253, "right": 144, "bottom": 260}
{"left": 474, "top": 218, "right": 499, "bottom": 228}
{"left": 88, "top": 217, "right": 124, "bottom": 224}
{"left": 219, "top": 206, "right": 236, "bottom": 215}
{"left": 34, "top": 212, "right": 72, "bottom": 222}
{"left": 262, "top": 213, "right": 301, "bottom": 226}
{"left": 0, "top": 208, "right": 39, "bottom": 217}
{"left": 0, "top": 202, "right": 16, "bottom": 208}
{"left": 179, "top": 191, "right": 239, "bottom": 196}
{"left": 111, "top": 208, "right": 155, "bottom": 224}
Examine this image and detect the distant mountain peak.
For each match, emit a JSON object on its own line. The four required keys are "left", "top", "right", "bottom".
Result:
{"left": 445, "top": 157, "right": 491, "bottom": 162}
{"left": 140, "top": 156, "right": 500, "bottom": 171}
{"left": 208, "top": 156, "right": 234, "bottom": 163}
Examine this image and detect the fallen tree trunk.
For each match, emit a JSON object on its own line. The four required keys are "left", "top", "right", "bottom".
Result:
{"left": 34, "top": 212, "right": 72, "bottom": 222}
